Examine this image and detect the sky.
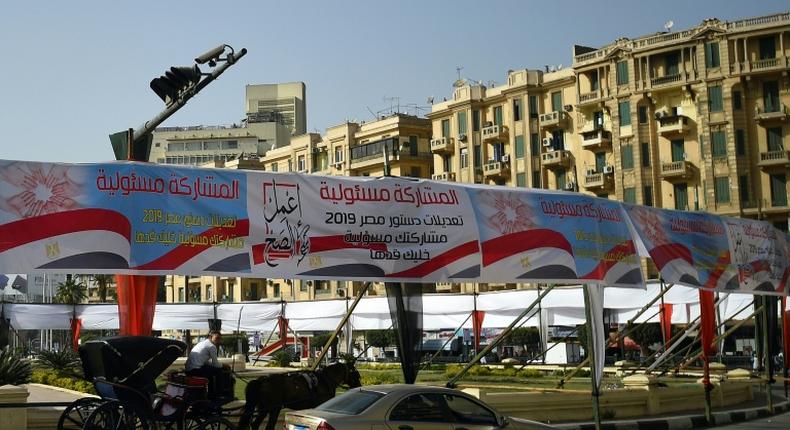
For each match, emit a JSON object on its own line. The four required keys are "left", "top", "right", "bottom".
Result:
{"left": 1, "top": 0, "right": 787, "bottom": 163}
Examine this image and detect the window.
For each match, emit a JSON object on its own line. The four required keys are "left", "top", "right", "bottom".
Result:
{"left": 759, "top": 36, "right": 776, "bottom": 60}
{"left": 532, "top": 171, "right": 541, "bottom": 188}
{"left": 770, "top": 173, "right": 787, "bottom": 206}
{"left": 641, "top": 142, "right": 651, "bottom": 166}
{"left": 493, "top": 106, "right": 503, "bottom": 126}
{"left": 317, "top": 390, "right": 384, "bottom": 415}
{"left": 618, "top": 101, "right": 631, "bottom": 126}
{"left": 460, "top": 148, "right": 468, "bottom": 168}
{"left": 708, "top": 86, "right": 723, "bottom": 112}
{"left": 638, "top": 106, "right": 648, "bottom": 124}
{"left": 736, "top": 129, "right": 746, "bottom": 156}
{"left": 733, "top": 90, "right": 742, "bottom": 110}
{"left": 739, "top": 175, "right": 749, "bottom": 204}
{"left": 671, "top": 139, "right": 685, "bottom": 162}
{"left": 334, "top": 146, "right": 344, "bottom": 163}
{"left": 390, "top": 394, "right": 448, "bottom": 422}
{"left": 665, "top": 51, "right": 680, "bottom": 76}
{"left": 621, "top": 144, "right": 634, "bottom": 169}
{"left": 491, "top": 142, "right": 505, "bottom": 160}
{"left": 551, "top": 129, "right": 565, "bottom": 150}
{"left": 623, "top": 187, "right": 636, "bottom": 204}
{"left": 714, "top": 177, "right": 730, "bottom": 203}
{"left": 473, "top": 145, "right": 481, "bottom": 167}
{"left": 472, "top": 110, "right": 480, "bottom": 131}
{"left": 513, "top": 98, "right": 522, "bottom": 121}
{"left": 551, "top": 91, "right": 563, "bottom": 112}
{"left": 457, "top": 111, "right": 467, "bottom": 135}
{"left": 643, "top": 185, "right": 653, "bottom": 207}
{"left": 705, "top": 42, "right": 720, "bottom": 68}
{"left": 273, "top": 284, "right": 280, "bottom": 297}
{"left": 409, "top": 136, "right": 418, "bottom": 155}
{"left": 590, "top": 70, "right": 599, "bottom": 91}
{"left": 528, "top": 95, "right": 539, "bottom": 118}
{"left": 616, "top": 60, "right": 629, "bottom": 85}
{"left": 595, "top": 151, "right": 606, "bottom": 172}
{"left": 441, "top": 119, "right": 450, "bottom": 137}
{"left": 270, "top": 163, "right": 278, "bottom": 172}
{"left": 556, "top": 170, "right": 567, "bottom": 190}
{"left": 674, "top": 183, "right": 688, "bottom": 210}
{"left": 593, "top": 111, "right": 604, "bottom": 129}
{"left": 516, "top": 173, "right": 526, "bottom": 187}
{"left": 443, "top": 394, "right": 497, "bottom": 427}
{"left": 711, "top": 130, "right": 727, "bottom": 158}
{"left": 515, "top": 135, "right": 525, "bottom": 158}
{"left": 530, "top": 133, "right": 540, "bottom": 155}
{"left": 767, "top": 127, "right": 783, "bottom": 151}
{"left": 287, "top": 160, "right": 293, "bottom": 172}
{"left": 410, "top": 166, "right": 421, "bottom": 178}
{"left": 442, "top": 154, "right": 452, "bottom": 172}
{"left": 764, "top": 81, "right": 780, "bottom": 113}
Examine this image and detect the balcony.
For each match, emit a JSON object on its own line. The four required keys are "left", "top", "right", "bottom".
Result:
{"left": 584, "top": 171, "right": 614, "bottom": 190}
{"left": 660, "top": 160, "right": 696, "bottom": 181}
{"left": 540, "top": 150, "right": 572, "bottom": 169}
{"left": 431, "top": 172, "right": 457, "bottom": 182}
{"left": 650, "top": 73, "right": 683, "bottom": 88}
{"left": 579, "top": 90, "right": 602, "bottom": 105}
{"left": 430, "top": 137, "right": 455, "bottom": 153}
{"left": 483, "top": 160, "right": 510, "bottom": 179}
{"left": 758, "top": 150, "right": 790, "bottom": 169}
{"left": 755, "top": 103, "right": 789, "bottom": 123}
{"left": 539, "top": 111, "right": 568, "bottom": 130}
{"left": 751, "top": 57, "right": 785, "bottom": 72}
{"left": 581, "top": 129, "right": 611, "bottom": 150}
{"left": 482, "top": 124, "right": 507, "bottom": 142}
{"left": 657, "top": 115, "right": 691, "bottom": 136}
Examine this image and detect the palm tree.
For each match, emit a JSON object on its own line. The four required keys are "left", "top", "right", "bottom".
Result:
{"left": 77, "top": 274, "right": 115, "bottom": 302}
{"left": 54, "top": 278, "right": 87, "bottom": 305}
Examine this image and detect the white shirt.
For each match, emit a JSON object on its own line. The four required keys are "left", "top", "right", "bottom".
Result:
{"left": 186, "top": 338, "right": 221, "bottom": 371}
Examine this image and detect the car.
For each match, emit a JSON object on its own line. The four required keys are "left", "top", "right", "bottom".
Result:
{"left": 284, "top": 384, "right": 556, "bottom": 430}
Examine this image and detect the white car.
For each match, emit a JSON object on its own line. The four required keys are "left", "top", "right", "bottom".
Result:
{"left": 284, "top": 384, "right": 556, "bottom": 430}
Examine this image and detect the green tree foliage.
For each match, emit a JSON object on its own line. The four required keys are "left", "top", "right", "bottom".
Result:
{"left": 36, "top": 349, "right": 81, "bottom": 375}
{"left": 0, "top": 349, "right": 32, "bottom": 385}
{"left": 504, "top": 327, "right": 541, "bottom": 348}
{"left": 54, "top": 278, "right": 87, "bottom": 305}
{"left": 366, "top": 330, "right": 396, "bottom": 348}
{"left": 627, "top": 322, "right": 664, "bottom": 356}
{"left": 312, "top": 332, "right": 339, "bottom": 351}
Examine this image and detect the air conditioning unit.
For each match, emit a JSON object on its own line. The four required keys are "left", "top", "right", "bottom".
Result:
{"left": 586, "top": 168, "right": 596, "bottom": 175}
{"left": 654, "top": 110, "right": 667, "bottom": 120}
{"left": 542, "top": 138, "right": 553, "bottom": 147}
{"left": 564, "top": 181, "right": 575, "bottom": 191}
{"left": 458, "top": 133, "right": 468, "bottom": 142}
{"left": 501, "top": 155, "right": 510, "bottom": 163}
{"left": 603, "top": 165, "right": 615, "bottom": 174}
{"left": 564, "top": 104, "right": 573, "bottom": 112}
{"left": 333, "top": 161, "right": 343, "bottom": 168}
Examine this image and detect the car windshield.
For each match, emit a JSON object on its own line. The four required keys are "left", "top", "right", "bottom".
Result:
{"left": 316, "top": 389, "right": 385, "bottom": 415}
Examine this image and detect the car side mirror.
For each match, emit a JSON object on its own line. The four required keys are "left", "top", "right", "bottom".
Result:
{"left": 498, "top": 415, "right": 510, "bottom": 428}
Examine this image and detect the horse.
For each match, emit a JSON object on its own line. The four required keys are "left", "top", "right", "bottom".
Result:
{"left": 237, "top": 361, "right": 362, "bottom": 430}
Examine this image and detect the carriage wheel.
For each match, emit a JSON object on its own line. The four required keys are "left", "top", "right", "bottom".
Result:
{"left": 83, "top": 400, "right": 152, "bottom": 430}
{"left": 194, "top": 416, "right": 236, "bottom": 430}
{"left": 57, "top": 397, "right": 104, "bottom": 430}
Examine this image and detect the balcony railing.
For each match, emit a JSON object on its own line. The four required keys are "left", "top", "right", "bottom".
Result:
{"left": 584, "top": 171, "right": 614, "bottom": 189}
{"left": 430, "top": 137, "right": 455, "bottom": 153}
{"left": 579, "top": 91, "right": 601, "bottom": 104}
{"left": 431, "top": 172, "right": 457, "bottom": 182}
{"left": 754, "top": 103, "right": 789, "bottom": 122}
{"left": 539, "top": 111, "right": 567, "bottom": 129}
{"left": 650, "top": 73, "right": 682, "bottom": 87}
{"left": 657, "top": 115, "right": 690, "bottom": 135}
{"left": 481, "top": 124, "right": 507, "bottom": 142}
{"left": 752, "top": 57, "right": 781, "bottom": 70}
{"left": 660, "top": 160, "right": 695, "bottom": 180}
{"left": 758, "top": 150, "right": 790, "bottom": 168}
{"left": 540, "top": 150, "right": 572, "bottom": 169}
{"left": 483, "top": 161, "right": 510, "bottom": 178}
{"left": 581, "top": 129, "right": 611, "bottom": 149}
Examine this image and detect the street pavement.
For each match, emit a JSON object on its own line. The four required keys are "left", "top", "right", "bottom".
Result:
{"left": 716, "top": 410, "right": 790, "bottom": 429}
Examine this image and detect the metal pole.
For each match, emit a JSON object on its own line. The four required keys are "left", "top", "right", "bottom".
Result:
{"left": 583, "top": 286, "right": 602, "bottom": 430}
{"left": 762, "top": 298, "right": 774, "bottom": 414}
{"left": 311, "top": 282, "right": 371, "bottom": 370}
{"left": 447, "top": 285, "right": 555, "bottom": 388}
{"left": 422, "top": 312, "right": 473, "bottom": 370}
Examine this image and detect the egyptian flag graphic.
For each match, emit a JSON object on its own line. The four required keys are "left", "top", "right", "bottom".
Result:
{"left": 740, "top": 259, "right": 778, "bottom": 292}
{"left": 650, "top": 242, "right": 701, "bottom": 287}
{"left": 581, "top": 240, "right": 643, "bottom": 286}
{"left": 293, "top": 234, "right": 391, "bottom": 279}
{"left": 0, "top": 208, "right": 132, "bottom": 270}
{"left": 481, "top": 229, "right": 577, "bottom": 281}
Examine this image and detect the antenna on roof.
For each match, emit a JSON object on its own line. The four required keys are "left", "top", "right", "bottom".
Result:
{"left": 456, "top": 65, "right": 464, "bottom": 81}
{"left": 664, "top": 20, "right": 674, "bottom": 32}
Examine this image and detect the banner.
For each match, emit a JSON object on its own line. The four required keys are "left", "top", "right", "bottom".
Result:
{"left": 584, "top": 284, "right": 606, "bottom": 393}
{"left": 0, "top": 160, "right": 787, "bottom": 293}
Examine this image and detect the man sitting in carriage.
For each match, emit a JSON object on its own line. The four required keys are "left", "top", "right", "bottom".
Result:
{"left": 185, "top": 330, "right": 235, "bottom": 400}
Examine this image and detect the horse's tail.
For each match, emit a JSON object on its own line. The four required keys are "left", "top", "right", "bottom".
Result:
{"left": 237, "top": 378, "right": 262, "bottom": 430}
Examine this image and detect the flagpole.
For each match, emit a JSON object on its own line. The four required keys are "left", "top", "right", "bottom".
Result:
{"left": 583, "top": 285, "right": 602, "bottom": 430}
{"left": 762, "top": 297, "right": 774, "bottom": 414}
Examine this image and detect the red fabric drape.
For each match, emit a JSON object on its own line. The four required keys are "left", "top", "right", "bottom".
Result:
{"left": 69, "top": 317, "right": 81, "bottom": 351}
{"left": 660, "top": 303, "right": 673, "bottom": 344}
{"left": 472, "top": 310, "right": 485, "bottom": 351}
{"left": 699, "top": 290, "right": 717, "bottom": 359}
{"left": 115, "top": 275, "right": 159, "bottom": 336}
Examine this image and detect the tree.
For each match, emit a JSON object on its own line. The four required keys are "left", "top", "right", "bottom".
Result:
{"left": 366, "top": 330, "right": 395, "bottom": 348}
{"left": 628, "top": 322, "right": 663, "bottom": 356}
{"left": 54, "top": 278, "right": 87, "bottom": 305}
{"left": 77, "top": 275, "right": 115, "bottom": 302}
{"left": 312, "top": 332, "right": 338, "bottom": 350}
{"left": 504, "top": 327, "right": 541, "bottom": 349}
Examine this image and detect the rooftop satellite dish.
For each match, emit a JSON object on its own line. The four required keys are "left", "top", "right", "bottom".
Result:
{"left": 427, "top": 96, "right": 435, "bottom": 104}
{"left": 664, "top": 20, "right": 674, "bottom": 32}
{"left": 557, "top": 64, "right": 563, "bottom": 70}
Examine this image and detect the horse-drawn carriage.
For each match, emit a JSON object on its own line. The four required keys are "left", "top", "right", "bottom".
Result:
{"left": 57, "top": 336, "right": 237, "bottom": 430}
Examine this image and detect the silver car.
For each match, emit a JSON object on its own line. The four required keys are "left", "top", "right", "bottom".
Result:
{"left": 284, "top": 384, "right": 556, "bottom": 430}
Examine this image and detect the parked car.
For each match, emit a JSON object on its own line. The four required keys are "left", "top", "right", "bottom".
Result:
{"left": 285, "top": 384, "right": 556, "bottom": 430}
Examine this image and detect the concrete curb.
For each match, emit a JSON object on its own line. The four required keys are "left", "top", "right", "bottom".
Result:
{"left": 556, "top": 400, "right": 790, "bottom": 430}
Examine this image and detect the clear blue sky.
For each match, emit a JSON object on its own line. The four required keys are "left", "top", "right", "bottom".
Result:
{"left": 1, "top": 1, "right": 787, "bottom": 163}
